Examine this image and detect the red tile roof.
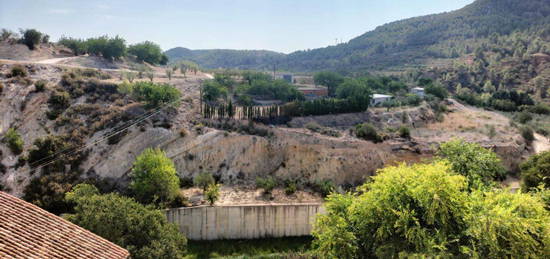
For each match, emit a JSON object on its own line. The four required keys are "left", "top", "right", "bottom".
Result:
{"left": 0, "top": 191, "right": 129, "bottom": 259}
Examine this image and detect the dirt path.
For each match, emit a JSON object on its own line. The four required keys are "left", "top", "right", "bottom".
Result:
{"left": 532, "top": 133, "right": 550, "bottom": 154}
{"left": 35, "top": 56, "right": 79, "bottom": 64}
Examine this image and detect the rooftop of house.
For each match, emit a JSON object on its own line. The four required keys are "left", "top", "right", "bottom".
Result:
{"left": 412, "top": 87, "right": 425, "bottom": 91}
{"left": 296, "top": 84, "right": 328, "bottom": 91}
{"left": 372, "top": 94, "right": 393, "bottom": 99}
{"left": 0, "top": 191, "right": 129, "bottom": 259}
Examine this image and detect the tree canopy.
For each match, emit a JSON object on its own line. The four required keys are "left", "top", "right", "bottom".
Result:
{"left": 129, "top": 148, "right": 180, "bottom": 206}
{"left": 312, "top": 161, "right": 550, "bottom": 258}
{"left": 65, "top": 184, "right": 187, "bottom": 259}
{"left": 520, "top": 151, "right": 550, "bottom": 191}
{"left": 128, "top": 41, "right": 168, "bottom": 65}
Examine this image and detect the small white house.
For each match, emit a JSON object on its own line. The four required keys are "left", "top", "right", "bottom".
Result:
{"left": 410, "top": 87, "right": 425, "bottom": 97}
{"left": 370, "top": 94, "right": 393, "bottom": 106}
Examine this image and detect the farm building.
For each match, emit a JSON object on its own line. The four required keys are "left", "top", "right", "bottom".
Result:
{"left": 410, "top": 87, "right": 425, "bottom": 97}
{"left": 370, "top": 94, "right": 394, "bottom": 106}
{"left": 297, "top": 85, "right": 329, "bottom": 99}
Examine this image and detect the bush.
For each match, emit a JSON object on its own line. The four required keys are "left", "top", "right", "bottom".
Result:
{"left": 256, "top": 176, "right": 277, "bottom": 194}
{"left": 520, "top": 126, "right": 535, "bottom": 143}
{"left": 205, "top": 183, "right": 220, "bottom": 206}
{"left": 4, "top": 128, "right": 24, "bottom": 155}
{"left": 519, "top": 151, "right": 550, "bottom": 192}
{"left": 311, "top": 179, "right": 334, "bottom": 197}
{"left": 34, "top": 80, "right": 47, "bottom": 92}
{"left": 355, "top": 123, "right": 382, "bottom": 143}
{"left": 58, "top": 37, "right": 87, "bottom": 55}
{"left": 425, "top": 83, "right": 448, "bottom": 99}
{"left": 312, "top": 162, "right": 550, "bottom": 258}
{"left": 128, "top": 41, "right": 166, "bottom": 65}
{"left": 284, "top": 180, "right": 298, "bottom": 195}
{"left": 21, "top": 29, "right": 42, "bottom": 50}
{"left": 193, "top": 172, "right": 215, "bottom": 191}
{"left": 437, "top": 139, "right": 506, "bottom": 189}
{"left": 515, "top": 111, "right": 533, "bottom": 124}
{"left": 129, "top": 148, "right": 180, "bottom": 206}
{"left": 398, "top": 125, "right": 410, "bottom": 139}
{"left": 65, "top": 184, "right": 187, "bottom": 258}
{"left": 9, "top": 65, "right": 27, "bottom": 77}
{"left": 23, "top": 172, "right": 77, "bottom": 215}
{"left": 128, "top": 81, "right": 181, "bottom": 108}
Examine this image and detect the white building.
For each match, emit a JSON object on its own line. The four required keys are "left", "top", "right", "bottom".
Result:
{"left": 410, "top": 87, "right": 425, "bottom": 97}
{"left": 370, "top": 94, "right": 393, "bottom": 106}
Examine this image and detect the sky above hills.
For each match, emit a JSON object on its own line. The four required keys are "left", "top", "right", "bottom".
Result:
{"left": 1, "top": 0, "right": 474, "bottom": 53}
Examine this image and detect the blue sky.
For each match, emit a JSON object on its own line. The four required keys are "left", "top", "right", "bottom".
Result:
{"left": 0, "top": 0, "right": 474, "bottom": 53}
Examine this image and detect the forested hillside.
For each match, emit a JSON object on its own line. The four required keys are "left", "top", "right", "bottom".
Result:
{"left": 165, "top": 0, "right": 550, "bottom": 72}
{"left": 164, "top": 47, "right": 284, "bottom": 70}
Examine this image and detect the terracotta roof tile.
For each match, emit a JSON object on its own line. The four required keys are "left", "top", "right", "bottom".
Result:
{"left": 0, "top": 191, "right": 129, "bottom": 259}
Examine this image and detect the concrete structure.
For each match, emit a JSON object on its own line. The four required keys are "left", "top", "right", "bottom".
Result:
{"left": 410, "top": 87, "right": 425, "bottom": 97}
{"left": 370, "top": 94, "right": 393, "bottom": 106}
{"left": 165, "top": 203, "right": 325, "bottom": 240}
{"left": 297, "top": 85, "right": 329, "bottom": 100}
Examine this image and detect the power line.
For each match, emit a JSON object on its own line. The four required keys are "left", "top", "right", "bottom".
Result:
{"left": 26, "top": 98, "right": 181, "bottom": 174}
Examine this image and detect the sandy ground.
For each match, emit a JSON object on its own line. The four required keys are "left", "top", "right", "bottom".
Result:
{"left": 181, "top": 186, "right": 324, "bottom": 206}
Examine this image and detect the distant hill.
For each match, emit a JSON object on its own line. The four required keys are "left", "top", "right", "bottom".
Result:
{"left": 164, "top": 47, "right": 284, "bottom": 70}
{"left": 165, "top": 0, "right": 550, "bottom": 72}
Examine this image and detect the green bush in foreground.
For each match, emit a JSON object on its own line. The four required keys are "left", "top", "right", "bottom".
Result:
{"left": 520, "top": 151, "right": 550, "bottom": 192}
{"left": 65, "top": 184, "right": 187, "bottom": 259}
{"left": 437, "top": 139, "right": 505, "bottom": 189}
{"left": 4, "top": 128, "right": 24, "bottom": 155}
{"left": 130, "top": 148, "right": 180, "bottom": 206}
{"left": 312, "top": 162, "right": 550, "bottom": 258}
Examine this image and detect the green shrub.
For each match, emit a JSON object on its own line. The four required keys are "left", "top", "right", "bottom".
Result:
{"left": 515, "top": 111, "right": 533, "bottom": 124}
{"left": 520, "top": 126, "right": 535, "bottom": 143}
{"left": 205, "top": 183, "right": 221, "bottom": 206}
{"left": 437, "top": 139, "right": 506, "bottom": 189}
{"left": 4, "top": 128, "right": 24, "bottom": 155}
{"left": 65, "top": 184, "right": 187, "bottom": 258}
{"left": 34, "top": 80, "right": 47, "bottom": 92}
{"left": 305, "top": 122, "right": 322, "bottom": 132}
{"left": 130, "top": 148, "right": 180, "bottom": 206}
{"left": 9, "top": 65, "right": 27, "bottom": 77}
{"left": 425, "top": 83, "right": 448, "bottom": 99}
{"left": 355, "top": 123, "right": 382, "bottom": 143}
{"left": 284, "top": 180, "right": 297, "bottom": 195}
{"left": 193, "top": 172, "right": 215, "bottom": 191}
{"left": 519, "top": 151, "right": 550, "bottom": 192}
{"left": 312, "top": 179, "right": 335, "bottom": 197}
{"left": 128, "top": 81, "right": 181, "bottom": 108}
{"left": 21, "top": 29, "right": 42, "bottom": 50}
{"left": 398, "top": 125, "right": 411, "bottom": 139}
{"left": 256, "top": 176, "right": 277, "bottom": 194}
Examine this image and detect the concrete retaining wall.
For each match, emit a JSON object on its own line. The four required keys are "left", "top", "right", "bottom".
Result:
{"left": 165, "top": 203, "right": 325, "bottom": 240}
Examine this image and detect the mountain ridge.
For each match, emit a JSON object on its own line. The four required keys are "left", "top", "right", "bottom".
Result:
{"left": 166, "top": 0, "right": 550, "bottom": 72}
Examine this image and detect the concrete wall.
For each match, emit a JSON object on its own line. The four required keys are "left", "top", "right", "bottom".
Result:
{"left": 165, "top": 203, "right": 325, "bottom": 240}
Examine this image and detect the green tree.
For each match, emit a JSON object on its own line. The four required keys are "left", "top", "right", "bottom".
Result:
{"left": 128, "top": 41, "right": 165, "bottom": 65}
{"left": 464, "top": 190, "right": 550, "bottom": 258}
{"left": 314, "top": 71, "right": 344, "bottom": 96}
{"left": 130, "top": 148, "right": 180, "bottom": 205}
{"left": 130, "top": 81, "right": 181, "bottom": 108}
{"left": 202, "top": 80, "right": 228, "bottom": 102}
{"left": 21, "top": 29, "right": 42, "bottom": 50}
{"left": 425, "top": 83, "right": 448, "bottom": 99}
{"left": 65, "top": 184, "right": 187, "bottom": 259}
{"left": 204, "top": 183, "right": 220, "bottom": 206}
{"left": 519, "top": 151, "right": 550, "bottom": 192}
{"left": 4, "top": 128, "right": 24, "bottom": 155}
{"left": 313, "top": 162, "right": 469, "bottom": 258}
{"left": 437, "top": 139, "right": 505, "bottom": 189}
{"left": 193, "top": 172, "right": 215, "bottom": 191}
{"left": 355, "top": 123, "right": 382, "bottom": 143}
